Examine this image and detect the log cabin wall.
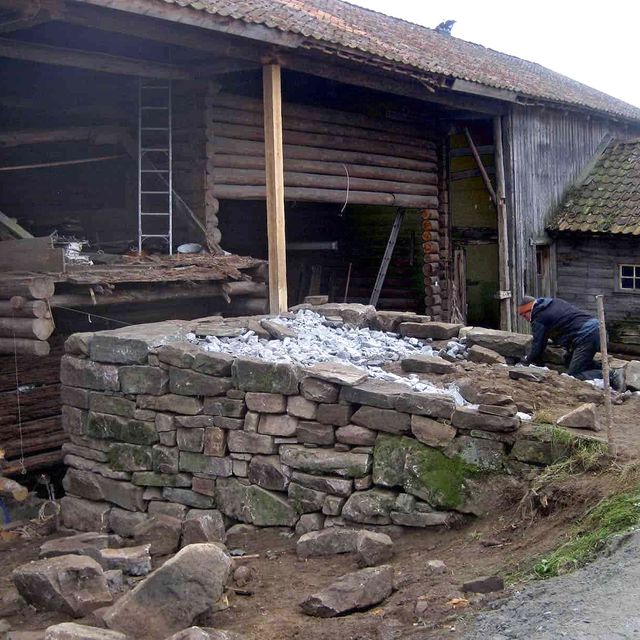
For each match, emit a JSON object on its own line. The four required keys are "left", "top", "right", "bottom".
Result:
{"left": 504, "top": 105, "right": 635, "bottom": 331}
{"left": 555, "top": 234, "right": 640, "bottom": 349}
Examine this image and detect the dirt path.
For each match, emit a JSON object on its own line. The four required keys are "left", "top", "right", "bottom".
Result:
{"left": 461, "top": 531, "right": 640, "bottom": 640}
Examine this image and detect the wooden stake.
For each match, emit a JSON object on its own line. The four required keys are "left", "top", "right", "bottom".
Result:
{"left": 262, "top": 64, "right": 288, "bottom": 314}
{"left": 595, "top": 294, "right": 615, "bottom": 456}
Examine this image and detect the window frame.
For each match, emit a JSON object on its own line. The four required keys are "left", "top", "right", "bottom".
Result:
{"left": 618, "top": 263, "right": 640, "bottom": 293}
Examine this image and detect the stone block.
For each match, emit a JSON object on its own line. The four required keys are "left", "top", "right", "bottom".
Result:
{"left": 451, "top": 406, "right": 519, "bottom": 432}
{"left": 467, "top": 345, "right": 506, "bottom": 365}
{"left": 192, "top": 351, "right": 235, "bottom": 376}
{"left": 465, "top": 327, "right": 532, "bottom": 358}
{"left": 557, "top": 403, "right": 599, "bottom": 431}
{"left": 175, "top": 415, "right": 213, "bottom": 428}
{"left": 98, "top": 545, "right": 152, "bottom": 576}
{"left": 63, "top": 468, "right": 103, "bottom": 501}
{"left": 107, "top": 443, "right": 153, "bottom": 472}
{"left": 509, "top": 365, "right": 550, "bottom": 383}
{"left": 355, "top": 530, "right": 394, "bottom": 566}
{"left": 203, "top": 397, "right": 246, "bottom": 418}
{"left": 138, "top": 394, "right": 203, "bottom": 415}
{"left": 342, "top": 489, "right": 397, "bottom": 525}
{"left": 86, "top": 412, "right": 158, "bottom": 445}
{"left": 216, "top": 478, "right": 297, "bottom": 526}
{"left": 63, "top": 455, "right": 130, "bottom": 481}
{"left": 61, "top": 356, "right": 119, "bottom": 392}
{"left": 45, "top": 622, "right": 128, "bottom": 640}
{"left": 64, "top": 332, "right": 93, "bottom": 356}
{"left": 60, "top": 386, "right": 90, "bottom": 410}
{"left": 228, "top": 430, "right": 276, "bottom": 455}
{"left": 90, "top": 335, "right": 148, "bottom": 365}
{"left": 295, "top": 513, "right": 325, "bottom": 535}
{"left": 248, "top": 455, "right": 290, "bottom": 491}
{"left": 204, "top": 427, "right": 227, "bottom": 456}
{"left": 158, "top": 343, "right": 200, "bottom": 368}
{"left": 445, "top": 435, "right": 506, "bottom": 471}
{"left": 213, "top": 416, "right": 244, "bottom": 430}
{"left": 390, "top": 511, "right": 455, "bottom": 527}
{"left": 182, "top": 509, "right": 226, "bottom": 546}
{"left": 143, "top": 486, "right": 163, "bottom": 501}
{"left": 461, "top": 575, "right": 504, "bottom": 594}
{"left": 191, "top": 476, "right": 217, "bottom": 497}
{"left": 303, "top": 361, "right": 368, "bottom": 386}
{"left": 95, "top": 476, "right": 145, "bottom": 512}
{"left": 288, "top": 482, "right": 326, "bottom": 513}
{"left": 336, "top": 424, "right": 377, "bottom": 446}
{"left": 395, "top": 392, "right": 455, "bottom": 420}
{"left": 89, "top": 393, "right": 136, "bottom": 418}
{"left": 316, "top": 403, "right": 354, "bottom": 426}
{"left": 322, "top": 495, "right": 346, "bottom": 516}
{"left": 163, "top": 488, "right": 216, "bottom": 509}
{"left": 301, "top": 377, "right": 339, "bottom": 403}
{"left": 159, "top": 431, "right": 177, "bottom": 446}
{"left": 179, "top": 452, "right": 232, "bottom": 476}
{"left": 119, "top": 366, "right": 169, "bottom": 396}
{"left": 291, "top": 471, "right": 353, "bottom": 497}
{"left": 411, "top": 415, "right": 456, "bottom": 448}
{"left": 131, "top": 472, "right": 191, "bottom": 487}
{"left": 244, "top": 392, "right": 286, "bottom": 413}
{"left": 478, "top": 404, "right": 518, "bottom": 418}
{"left": 62, "top": 405, "right": 87, "bottom": 436}
{"left": 60, "top": 496, "right": 111, "bottom": 532}
{"left": 399, "top": 321, "right": 462, "bottom": 340}
{"left": 258, "top": 413, "right": 298, "bottom": 436}
{"left": 296, "top": 528, "right": 359, "bottom": 558}
{"left": 352, "top": 406, "right": 410, "bottom": 434}
{"left": 340, "top": 380, "right": 409, "bottom": 409}
{"left": 153, "top": 445, "right": 179, "bottom": 475}
{"left": 510, "top": 439, "right": 555, "bottom": 466}
{"left": 232, "top": 459, "right": 248, "bottom": 476}
{"left": 148, "top": 502, "right": 188, "bottom": 520}
{"left": 170, "top": 368, "right": 233, "bottom": 397}
{"left": 280, "top": 445, "right": 371, "bottom": 478}
{"left": 401, "top": 354, "right": 455, "bottom": 375}
{"left": 233, "top": 358, "right": 299, "bottom": 395}
{"left": 132, "top": 515, "right": 182, "bottom": 556}
{"left": 155, "top": 413, "right": 174, "bottom": 431}
{"left": 108, "top": 508, "right": 148, "bottom": 537}
{"left": 297, "top": 421, "right": 335, "bottom": 445}
{"left": 177, "top": 428, "right": 205, "bottom": 452}
{"left": 354, "top": 475, "right": 372, "bottom": 491}
{"left": 288, "top": 396, "right": 317, "bottom": 420}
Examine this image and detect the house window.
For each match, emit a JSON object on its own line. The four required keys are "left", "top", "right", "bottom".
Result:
{"left": 619, "top": 264, "right": 640, "bottom": 291}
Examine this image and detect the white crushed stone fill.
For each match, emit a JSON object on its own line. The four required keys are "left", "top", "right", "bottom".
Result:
{"left": 188, "top": 309, "right": 465, "bottom": 403}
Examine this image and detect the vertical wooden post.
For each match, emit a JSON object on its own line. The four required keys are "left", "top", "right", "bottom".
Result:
{"left": 595, "top": 295, "right": 615, "bottom": 456}
{"left": 262, "top": 63, "right": 288, "bottom": 314}
{"left": 493, "top": 117, "right": 512, "bottom": 332}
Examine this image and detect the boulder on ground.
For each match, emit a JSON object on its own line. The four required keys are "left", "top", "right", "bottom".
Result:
{"left": 133, "top": 515, "right": 181, "bottom": 556}
{"left": 163, "top": 629, "right": 245, "bottom": 640}
{"left": 103, "top": 544, "right": 231, "bottom": 639}
{"left": 467, "top": 345, "right": 506, "bottom": 365}
{"left": 181, "top": 510, "right": 226, "bottom": 546}
{"left": 464, "top": 327, "right": 531, "bottom": 358}
{"left": 461, "top": 575, "right": 504, "bottom": 594}
{"left": 12, "top": 555, "right": 112, "bottom": 617}
{"left": 355, "top": 531, "right": 393, "bottom": 567}
{"left": 300, "top": 565, "right": 394, "bottom": 617}
{"left": 44, "top": 623, "right": 129, "bottom": 640}
{"left": 297, "top": 528, "right": 359, "bottom": 558}
{"left": 557, "top": 403, "right": 599, "bottom": 431}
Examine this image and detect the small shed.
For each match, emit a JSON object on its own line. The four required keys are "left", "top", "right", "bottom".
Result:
{"left": 548, "top": 138, "right": 640, "bottom": 353}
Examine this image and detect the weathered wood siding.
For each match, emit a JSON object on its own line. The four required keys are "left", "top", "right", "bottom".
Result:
{"left": 207, "top": 91, "right": 439, "bottom": 209}
{"left": 504, "top": 105, "right": 634, "bottom": 329}
{"left": 556, "top": 234, "right": 640, "bottom": 323}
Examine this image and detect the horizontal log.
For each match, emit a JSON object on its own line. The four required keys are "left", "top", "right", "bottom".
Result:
{"left": 212, "top": 169, "right": 438, "bottom": 196}
{"left": 211, "top": 139, "right": 436, "bottom": 172}
{"left": 0, "top": 383, "right": 60, "bottom": 427}
{"left": 0, "top": 276, "right": 55, "bottom": 299}
{"left": 0, "top": 337, "right": 50, "bottom": 356}
{"left": 212, "top": 184, "right": 439, "bottom": 208}
{"left": 1, "top": 449, "right": 64, "bottom": 475}
{"left": 208, "top": 122, "right": 436, "bottom": 162}
{"left": 3, "top": 430, "right": 66, "bottom": 458}
{"left": 0, "top": 317, "right": 54, "bottom": 340}
{"left": 0, "top": 125, "right": 126, "bottom": 148}
{"left": 0, "top": 298, "right": 50, "bottom": 318}
{"left": 211, "top": 93, "right": 438, "bottom": 143}
{"left": 210, "top": 155, "right": 438, "bottom": 183}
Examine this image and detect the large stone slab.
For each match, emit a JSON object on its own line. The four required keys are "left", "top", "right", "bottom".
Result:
{"left": 170, "top": 369, "right": 233, "bottom": 397}
{"left": 355, "top": 530, "right": 394, "bottom": 567}
{"left": 399, "top": 322, "right": 462, "bottom": 340}
{"left": 464, "top": 327, "right": 532, "bottom": 358}
{"left": 103, "top": 544, "right": 231, "bottom": 639}
{"left": 394, "top": 392, "right": 455, "bottom": 420}
{"left": 557, "top": 403, "right": 599, "bottom": 431}
{"left": 244, "top": 392, "right": 286, "bottom": 413}
{"left": 216, "top": 478, "right": 297, "bottom": 526}
{"left": 98, "top": 545, "right": 152, "bottom": 576}
{"left": 163, "top": 488, "right": 216, "bottom": 509}
{"left": 133, "top": 515, "right": 182, "bottom": 555}
{"left": 61, "top": 356, "right": 119, "bottom": 392}
{"left": 451, "top": 406, "right": 519, "bottom": 432}
{"left": 90, "top": 335, "right": 149, "bottom": 365}
{"left": 12, "top": 555, "right": 112, "bottom": 617}
{"left": 341, "top": 489, "right": 397, "bottom": 525}
{"left": 232, "top": 358, "right": 299, "bottom": 394}
{"left": 39, "top": 533, "right": 121, "bottom": 562}
{"left": 340, "top": 380, "right": 409, "bottom": 408}
{"left": 401, "top": 354, "right": 456, "bottom": 375}
{"left": 280, "top": 445, "right": 371, "bottom": 478}
{"left": 304, "top": 361, "right": 368, "bottom": 387}
{"left": 300, "top": 565, "right": 393, "bottom": 617}
{"left": 158, "top": 343, "right": 200, "bottom": 368}
{"left": 351, "top": 406, "right": 410, "bottom": 434}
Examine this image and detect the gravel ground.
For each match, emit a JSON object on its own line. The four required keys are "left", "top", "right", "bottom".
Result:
{"left": 463, "top": 531, "right": 640, "bottom": 639}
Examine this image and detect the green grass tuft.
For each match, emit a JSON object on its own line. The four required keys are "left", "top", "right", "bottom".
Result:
{"left": 533, "top": 485, "right": 640, "bottom": 578}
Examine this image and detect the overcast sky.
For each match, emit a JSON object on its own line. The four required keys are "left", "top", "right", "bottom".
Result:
{"left": 350, "top": 0, "right": 640, "bottom": 108}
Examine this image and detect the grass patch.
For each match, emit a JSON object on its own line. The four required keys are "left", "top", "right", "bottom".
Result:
{"left": 533, "top": 485, "right": 640, "bottom": 577}
{"left": 532, "top": 409, "right": 556, "bottom": 425}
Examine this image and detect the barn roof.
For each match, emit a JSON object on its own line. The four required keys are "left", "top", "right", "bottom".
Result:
{"left": 153, "top": 0, "right": 640, "bottom": 121}
{"left": 549, "top": 139, "right": 640, "bottom": 235}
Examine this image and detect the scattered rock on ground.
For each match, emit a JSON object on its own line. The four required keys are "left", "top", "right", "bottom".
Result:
{"left": 103, "top": 543, "right": 231, "bottom": 639}
{"left": 12, "top": 555, "right": 112, "bottom": 617}
{"left": 426, "top": 559, "right": 448, "bottom": 575}
{"left": 98, "top": 545, "right": 151, "bottom": 576}
{"left": 163, "top": 626, "right": 245, "bottom": 640}
{"left": 401, "top": 354, "right": 455, "bottom": 375}
{"left": 300, "top": 565, "right": 394, "bottom": 617}
{"left": 44, "top": 623, "right": 129, "bottom": 640}
{"left": 557, "top": 402, "right": 599, "bottom": 431}
{"left": 355, "top": 530, "right": 394, "bottom": 567}
{"left": 133, "top": 515, "right": 181, "bottom": 556}
{"left": 467, "top": 345, "right": 506, "bottom": 365}
{"left": 508, "top": 365, "right": 550, "bottom": 383}
{"left": 461, "top": 575, "right": 505, "bottom": 594}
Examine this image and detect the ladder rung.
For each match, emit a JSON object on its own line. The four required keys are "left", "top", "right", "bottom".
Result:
{"left": 141, "top": 106, "right": 169, "bottom": 110}
{"left": 141, "top": 212, "right": 171, "bottom": 216}
{"left": 141, "top": 234, "right": 170, "bottom": 239}
{"left": 141, "top": 85, "right": 170, "bottom": 89}
{"left": 141, "top": 169, "right": 170, "bottom": 173}
{"left": 141, "top": 190, "right": 170, "bottom": 194}
{"left": 141, "top": 148, "right": 169, "bottom": 153}
{"left": 141, "top": 127, "right": 170, "bottom": 131}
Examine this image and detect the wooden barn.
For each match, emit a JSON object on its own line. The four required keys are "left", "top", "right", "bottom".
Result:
{"left": 1, "top": 0, "right": 640, "bottom": 473}
{"left": 548, "top": 138, "right": 640, "bottom": 354}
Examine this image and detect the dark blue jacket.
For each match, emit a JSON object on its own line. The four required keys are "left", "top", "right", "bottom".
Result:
{"left": 528, "top": 298, "right": 596, "bottom": 364}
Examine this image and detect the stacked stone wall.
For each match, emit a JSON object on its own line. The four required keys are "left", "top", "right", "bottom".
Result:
{"left": 59, "top": 320, "right": 553, "bottom": 538}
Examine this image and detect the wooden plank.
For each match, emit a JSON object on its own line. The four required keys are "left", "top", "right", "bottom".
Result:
{"left": 0, "top": 237, "right": 65, "bottom": 272}
{"left": 0, "top": 36, "right": 191, "bottom": 79}
{"left": 464, "top": 127, "right": 497, "bottom": 206}
{"left": 263, "top": 64, "right": 288, "bottom": 314}
{"left": 0, "top": 210, "right": 33, "bottom": 239}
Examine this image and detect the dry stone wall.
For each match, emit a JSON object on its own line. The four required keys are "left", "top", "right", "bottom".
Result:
{"left": 58, "top": 318, "right": 553, "bottom": 538}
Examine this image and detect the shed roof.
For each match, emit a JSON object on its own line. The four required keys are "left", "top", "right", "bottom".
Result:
{"left": 154, "top": 0, "right": 640, "bottom": 121}
{"left": 549, "top": 139, "right": 640, "bottom": 235}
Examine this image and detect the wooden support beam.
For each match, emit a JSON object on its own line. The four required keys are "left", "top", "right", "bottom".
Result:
{"left": 464, "top": 127, "right": 497, "bottom": 206}
{"left": 493, "top": 116, "right": 512, "bottom": 332}
{"left": 0, "top": 210, "right": 33, "bottom": 239}
{"left": 0, "top": 36, "right": 192, "bottom": 79}
{"left": 262, "top": 64, "right": 288, "bottom": 314}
